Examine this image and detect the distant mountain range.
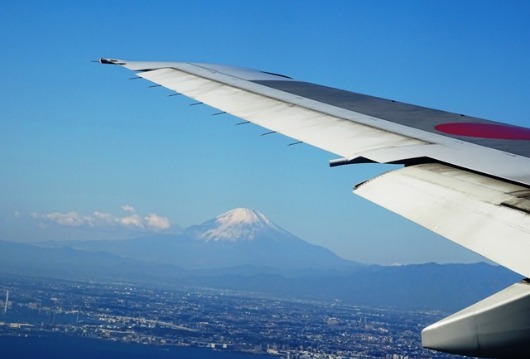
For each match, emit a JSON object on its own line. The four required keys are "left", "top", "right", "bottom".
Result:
{"left": 36, "top": 208, "right": 357, "bottom": 271}
{"left": 0, "top": 208, "right": 521, "bottom": 312}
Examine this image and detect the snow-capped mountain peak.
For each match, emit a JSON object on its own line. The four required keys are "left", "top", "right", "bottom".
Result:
{"left": 216, "top": 208, "right": 271, "bottom": 226}
{"left": 195, "top": 208, "right": 282, "bottom": 242}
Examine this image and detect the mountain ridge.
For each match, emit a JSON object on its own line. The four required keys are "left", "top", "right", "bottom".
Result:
{"left": 8, "top": 207, "right": 521, "bottom": 312}
{"left": 0, "top": 238, "right": 520, "bottom": 312}
{"left": 35, "top": 208, "right": 358, "bottom": 270}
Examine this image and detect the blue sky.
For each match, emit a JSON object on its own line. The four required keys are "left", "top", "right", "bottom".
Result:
{"left": 1, "top": 0, "right": 529, "bottom": 264}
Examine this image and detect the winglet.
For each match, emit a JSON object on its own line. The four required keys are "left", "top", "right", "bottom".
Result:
{"left": 99, "top": 58, "right": 125, "bottom": 65}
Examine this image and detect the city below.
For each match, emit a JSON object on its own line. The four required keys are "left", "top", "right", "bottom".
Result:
{"left": 0, "top": 274, "right": 464, "bottom": 359}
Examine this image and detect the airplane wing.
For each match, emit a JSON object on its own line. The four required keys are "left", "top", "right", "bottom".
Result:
{"left": 100, "top": 58, "right": 530, "bottom": 357}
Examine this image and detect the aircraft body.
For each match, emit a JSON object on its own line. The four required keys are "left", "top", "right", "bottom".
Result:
{"left": 101, "top": 58, "right": 530, "bottom": 358}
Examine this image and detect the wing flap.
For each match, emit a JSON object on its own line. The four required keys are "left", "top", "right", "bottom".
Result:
{"left": 355, "top": 163, "right": 530, "bottom": 278}
{"left": 422, "top": 280, "right": 530, "bottom": 356}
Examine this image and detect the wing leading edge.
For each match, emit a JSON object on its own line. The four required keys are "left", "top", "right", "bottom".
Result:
{"left": 100, "top": 59, "right": 530, "bottom": 357}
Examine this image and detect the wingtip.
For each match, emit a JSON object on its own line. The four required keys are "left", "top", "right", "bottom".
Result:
{"left": 99, "top": 58, "right": 126, "bottom": 65}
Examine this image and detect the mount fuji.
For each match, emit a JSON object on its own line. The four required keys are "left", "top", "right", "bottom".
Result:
{"left": 47, "top": 208, "right": 358, "bottom": 271}
{"left": 185, "top": 208, "right": 301, "bottom": 242}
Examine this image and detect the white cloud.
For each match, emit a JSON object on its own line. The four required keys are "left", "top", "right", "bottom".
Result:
{"left": 30, "top": 206, "right": 173, "bottom": 233}
{"left": 121, "top": 205, "right": 136, "bottom": 213}
{"left": 31, "top": 211, "right": 86, "bottom": 227}
{"left": 120, "top": 214, "right": 144, "bottom": 229}
{"left": 93, "top": 211, "right": 116, "bottom": 224}
{"left": 144, "top": 213, "right": 171, "bottom": 230}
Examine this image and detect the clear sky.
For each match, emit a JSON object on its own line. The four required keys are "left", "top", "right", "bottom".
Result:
{"left": 1, "top": 0, "right": 529, "bottom": 265}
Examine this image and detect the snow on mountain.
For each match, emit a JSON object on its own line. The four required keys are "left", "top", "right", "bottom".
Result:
{"left": 191, "top": 208, "right": 287, "bottom": 242}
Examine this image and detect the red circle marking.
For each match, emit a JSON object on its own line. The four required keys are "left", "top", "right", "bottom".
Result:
{"left": 435, "top": 123, "right": 530, "bottom": 140}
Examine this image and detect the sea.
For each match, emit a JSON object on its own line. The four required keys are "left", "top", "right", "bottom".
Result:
{"left": 1, "top": 334, "right": 276, "bottom": 359}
